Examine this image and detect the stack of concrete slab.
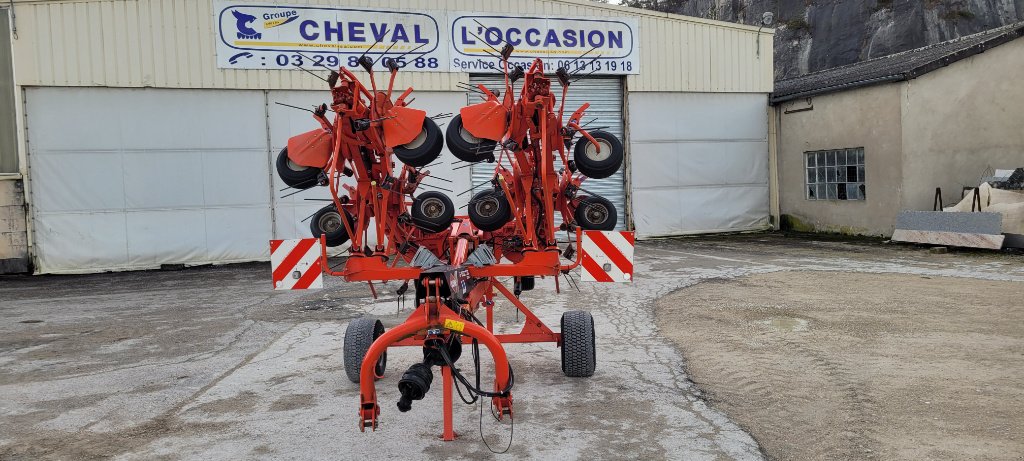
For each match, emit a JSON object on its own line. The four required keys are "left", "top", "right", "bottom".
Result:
{"left": 892, "top": 211, "right": 1005, "bottom": 249}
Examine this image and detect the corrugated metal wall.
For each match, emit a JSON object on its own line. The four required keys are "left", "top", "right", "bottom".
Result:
{"left": 468, "top": 75, "right": 627, "bottom": 230}
{"left": 1, "top": 7, "right": 17, "bottom": 173}
{"left": 9, "top": 0, "right": 773, "bottom": 93}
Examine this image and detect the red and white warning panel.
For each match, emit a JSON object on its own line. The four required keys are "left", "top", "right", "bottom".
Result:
{"left": 580, "top": 230, "right": 635, "bottom": 282}
{"left": 270, "top": 238, "right": 324, "bottom": 290}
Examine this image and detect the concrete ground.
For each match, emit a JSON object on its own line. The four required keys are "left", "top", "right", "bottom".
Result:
{"left": 1, "top": 234, "right": 1021, "bottom": 460}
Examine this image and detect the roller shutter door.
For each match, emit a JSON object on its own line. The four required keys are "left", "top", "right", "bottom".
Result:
{"left": 467, "top": 75, "right": 627, "bottom": 230}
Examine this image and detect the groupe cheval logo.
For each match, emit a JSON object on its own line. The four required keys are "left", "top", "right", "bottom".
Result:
{"left": 231, "top": 9, "right": 299, "bottom": 40}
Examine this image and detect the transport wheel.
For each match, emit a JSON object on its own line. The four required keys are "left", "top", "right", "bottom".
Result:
{"left": 573, "top": 131, "right": 624, "bottom": 179}
{"left": 574, "top": 195, "right": 617, "bottom": 231}
{"left": 309, "top": 204, "right": 352, "bottom": 247}
{"left": 394, "top": 117, "right": 444, "bottom": 168}
{"left": 467, "top": 190, "right": 512, "bottom": 232}
{"left": 276, "top": 147, "right": 322, "bottom": 189}
{"left": 520, "top": 275, "right": 535, "bottom": 291}
{"left": 445, "top": 114, "right": 497, "bottom": 163}
{"left": 561, "top": 310, "right": 596, "bottom": 377}
{"left": 344, "top": 318, "right": 387, "bottom": 384}
{"left": 411, "top": 191, "right": 455, "bottom": 233}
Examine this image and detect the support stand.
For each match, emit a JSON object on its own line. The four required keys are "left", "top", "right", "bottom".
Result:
{"left": 442, "top": 365, "right": 456, "bottom": 441}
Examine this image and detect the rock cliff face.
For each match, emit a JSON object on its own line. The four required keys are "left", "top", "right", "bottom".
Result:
{"left": 625, "top": 0, "right": 1024, "bottom": 79}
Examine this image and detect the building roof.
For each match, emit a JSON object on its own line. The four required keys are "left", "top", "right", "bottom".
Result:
{"left": 772, "top": 21, "right": 1024, "bottom": 104}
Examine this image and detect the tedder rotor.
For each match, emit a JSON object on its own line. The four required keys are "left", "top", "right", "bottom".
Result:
{"left": 272, "top": 35, "right": 633, "bottom": 450}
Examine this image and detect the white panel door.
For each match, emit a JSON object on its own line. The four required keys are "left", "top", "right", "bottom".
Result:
{"left": 26, "top": 88, "right": 270, "bottom": 273}
{"left": 629, "top": 92, "right": 770, "bottom": 237}
{"left": 266, "top": 89, "right": 468, "bottom": 248}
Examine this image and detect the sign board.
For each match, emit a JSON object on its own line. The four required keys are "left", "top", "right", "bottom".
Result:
{"left": 580, "top": 230, "right": 635, "bottom": 282}
{"left": 270, "top": 238, "right": 324, "bottom": 290}
{"left": 448, "top": 13, "right": 639, "bottom": 75}
{"left": 215, "top": 2, "right": 447, "bottom": 72}
{"left": 214, "top": 3, "right": 639, "bottom": 75}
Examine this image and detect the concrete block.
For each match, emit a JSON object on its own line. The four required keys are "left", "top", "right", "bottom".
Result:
{"left": 0, "top": 257, "right": 29, "bottom": 274}
{"left": 895, "top": 211, "right": 1002, "bottom": 235}
{"left": 0, "top": 179, "right": 25, "bottom": 207}
{"left": 0, "top": 206, "right": 27, "bottom": 233}
{"left": 891, "top": 229, "right": 1005, "bottom": 250}
{"left": 2, "top": 229, "right": 27, "bottom": 246}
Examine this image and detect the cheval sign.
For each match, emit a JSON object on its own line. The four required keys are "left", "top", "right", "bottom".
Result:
{"left": 214, "top": 3, "right": 640, "bottom": 75}
{"left": 215, "top": 2, "right": 445, "bottom": 71}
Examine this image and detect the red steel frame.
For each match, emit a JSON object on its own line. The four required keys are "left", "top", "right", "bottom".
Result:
{"left": 320, "top": 214, "right": 584, "bottom": 438}
{"left": 297, "top": 47, "right": 604, "bottom": 440}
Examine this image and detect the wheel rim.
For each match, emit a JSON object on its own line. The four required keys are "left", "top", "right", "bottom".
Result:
{"left": 460, "top": 126, "right": 483, "bottom": 144}
{"left": 584, "top": 203, "right": 609, "bottom": 225}
{"left": 318, "top": 211, "right": 343, "bottom": 233}
{"left": 287, "top": 158, "right": 310, "bottom": 171}
{"left": 420, "top": 197, "right": 446, "bottom": 219}
{"left": 402, "top": 127, "right": 429, "bottom": 149}
{"left": 473, "top": 196, "right": 500, "bottom": 218}
{"left": 584, "top": 139, "right": 613, "bottom": 162}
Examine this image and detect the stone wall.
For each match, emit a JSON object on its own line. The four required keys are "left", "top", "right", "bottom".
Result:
{"left": 0, "top": 179, "right": 29, "bottom": 273}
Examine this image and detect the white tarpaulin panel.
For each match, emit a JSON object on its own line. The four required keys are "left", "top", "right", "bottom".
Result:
{"left": 628, "top": 92, "right": 770, "bottom": 237}
{"left": 26, "top": 88, "right": 271, "bottom": 273}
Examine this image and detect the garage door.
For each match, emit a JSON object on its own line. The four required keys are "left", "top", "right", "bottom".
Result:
{"left": 467, "top": 75, "right": 627, "bottom": 230}
{"left": 629, "top": 93, "right": 770, "bottom": 238}
{"left": 26, "top": 88, "right": 271, "bottom": 273}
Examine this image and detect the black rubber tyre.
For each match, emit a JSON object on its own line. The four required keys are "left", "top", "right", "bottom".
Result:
{"left": 394, "top": 117, "right": 444, "bottom": 168}
{"left": 309, "top": 204, "right": 352, "bottom": 247}
{"left": 468, "top": 190, "right": 512, "bottom": 232}
{"left": 276, "top": 147, "right": 322, "bottom": 189}
{"left": 573, "top": 131, "right": 624, "bottom": 179}
{"left": 574, "top": 195, "right": 617, "bottom": 231}
{"left": 445, "top": 114, "right": 497, "bottom": 163}
{"left": 344, "top": 318, "right": 387, "bottom": 384}
{"left": 561, "top": 310, "right": 596, "bottom": 377}
{"left": 520, "top": 276, "right": 535, "bottom": 291}
{"left": 411, "top": 191, "right": 455, "bottom": 233}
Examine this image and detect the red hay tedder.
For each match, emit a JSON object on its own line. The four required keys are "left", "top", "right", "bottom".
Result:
{"left": 274, "top": 38, "right": 630, "bottom": 450}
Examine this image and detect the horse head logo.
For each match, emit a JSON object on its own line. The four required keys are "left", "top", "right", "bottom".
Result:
{"left": 231, "top": 10, "right": 262, "bottom": 40}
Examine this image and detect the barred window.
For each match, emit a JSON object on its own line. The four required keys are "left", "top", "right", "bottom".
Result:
{"left": 805, "top": 148, "right": 865, "bottom": 201}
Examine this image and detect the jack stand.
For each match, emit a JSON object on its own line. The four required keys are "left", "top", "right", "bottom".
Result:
{"left": 442, "top": 365, "right": 457, "bottom": 441}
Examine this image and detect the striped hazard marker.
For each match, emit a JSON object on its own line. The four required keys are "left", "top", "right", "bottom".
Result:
{"left": 270, "top": 238, "right": 324, "bottom": 290}
{"left": 580, "top": 230, "right": 635, "bottom": 283}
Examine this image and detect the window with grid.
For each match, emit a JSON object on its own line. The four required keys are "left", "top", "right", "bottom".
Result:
{"left": 805, "top": 148, "right": 865, "bottom": 201}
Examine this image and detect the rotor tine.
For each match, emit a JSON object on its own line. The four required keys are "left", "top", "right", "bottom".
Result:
{"left": 457, "top": 182, "right": 488, "bottom": 197}
{"left": 360, "top": 27, "right": 389, "bottom": 62}
{"left": 473, "top": 19, "right": 507, "bottom": 45}
{"left": 372, "top": 40, "right": 399, "bottom": 66}
{"left": 564, "top": 44, "right": 601, "bottom": 69}
{"left": 571, "top": 67, "right": 602, "bottom": 83}
{"left": 569, "top": 53, "right": 604, "bottom": 77}
{"left": 274, "top": 101, "right": 315, "bottom": 113}
{"left": 392, "top": 42, "right": 429, "bottom": 62}
{"left": 293, "top": 51, "right": 332, "bottom": 71}
{"left": 465, "top": 28, "right": 504, "bottom": 57}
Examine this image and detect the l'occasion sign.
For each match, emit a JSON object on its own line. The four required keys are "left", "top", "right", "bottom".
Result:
{"left": 448, "top": 13, "right": 639, "bottom": 75}
{"left": 214, "top": 3, "right": 640, "bottom": 75}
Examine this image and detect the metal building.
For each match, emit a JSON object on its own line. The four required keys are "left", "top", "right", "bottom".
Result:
{"left": 0, "top": 0, "right": 774, "bottom": 274}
